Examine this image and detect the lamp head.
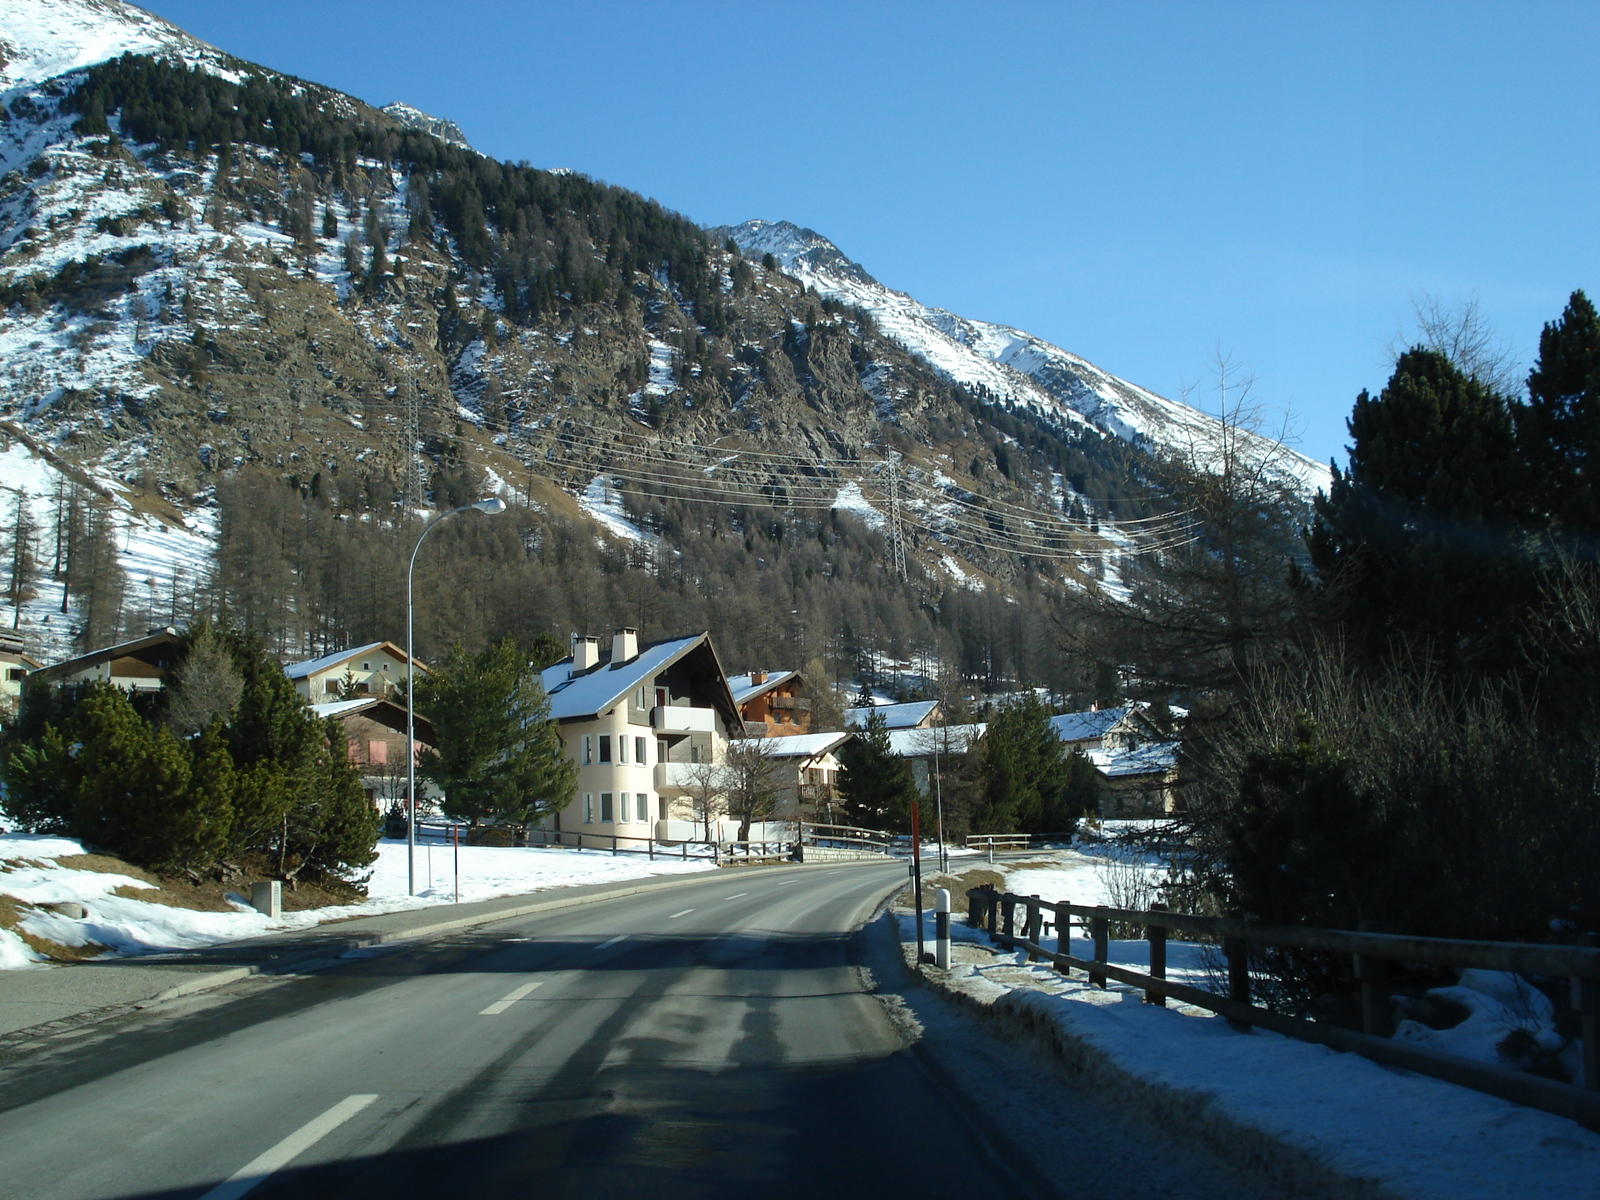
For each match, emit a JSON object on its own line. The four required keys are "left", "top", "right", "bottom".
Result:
{"left": 472, "top": 497, "right": 507, "bottom": 515}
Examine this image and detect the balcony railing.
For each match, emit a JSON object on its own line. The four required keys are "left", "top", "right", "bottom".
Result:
{"left": 651, "top": 705, "right": 716, "bottom": 734}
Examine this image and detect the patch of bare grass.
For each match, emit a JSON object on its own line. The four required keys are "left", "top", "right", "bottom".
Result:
{"left": 0, "top": 894, "right": 108, "bottom": 963}
{"left": 900, "top": 866, "right": 1007, "bottom": 912}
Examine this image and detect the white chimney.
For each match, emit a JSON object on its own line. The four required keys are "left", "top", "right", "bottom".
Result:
{"left": 572, "top": 634, "right": 600, "bottom": 673}
{"left": 612, "top": 627, "right": 638, "bottom": 664}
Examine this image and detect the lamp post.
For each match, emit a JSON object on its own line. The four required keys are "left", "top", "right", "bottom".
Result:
{"left": 406, "top": 496, "right": 507, "bottom": 896}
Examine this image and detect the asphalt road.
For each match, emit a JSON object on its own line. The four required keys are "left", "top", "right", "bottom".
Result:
{"left": 0, "top": 861, "right": 1264, "bottom": 1200}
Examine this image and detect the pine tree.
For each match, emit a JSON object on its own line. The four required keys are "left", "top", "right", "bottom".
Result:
{"left": 416, "top": 636, "right": 576, "bottom": 828}
{"left": 971, "top": 693, "right": 1082, "bottom": 834}
{"left": 1307, "top": 348, "right": 1535, "bottom": 672}
{"left": 836, "top": 709, "right": 919, "bottom": 832}
{"left": 2, "top": 489, "right": 39, "bottom": 628}
{"left": 1526, "top": 290, "right": 1600, "bottom": 530}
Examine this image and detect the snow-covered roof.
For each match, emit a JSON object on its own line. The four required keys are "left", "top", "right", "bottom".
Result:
{"left": 285, "top": 641, "right": 420, "bottom": 680}
{"left": 1050, "top": 705, "right": 1138, "bottom": 744}
{"left": 540, "top": 634, "right": 738, "bottom": 726}
{"left": 845, "top": 700, "right": 939, "bottom": 730}
{"left": 310, "top": 696, "right": 434, "bottom": 743}
{"left": 1091, "top": 742, "right": 1180, "bottom": 778}
{"left": 886, "top": 723, "right": 987, "bottom": 757}
{"left": 727, "top": 670, "right": 798, "bottom": 705}
{"left": 755, "top": 731, "right": 851, "bottom": 760}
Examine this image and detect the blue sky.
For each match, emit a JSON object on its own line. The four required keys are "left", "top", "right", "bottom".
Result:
{"left": 143, "top": 1, "right": 1597, "bottom": 467}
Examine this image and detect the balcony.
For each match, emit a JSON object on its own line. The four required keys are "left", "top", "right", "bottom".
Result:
{"left": 655, "top": 761, "right": 709, "bottom": 790}
{"left": 651, "top": 705, "right": 716, "bottom": 734}
{"left": 769, "top": 696, "right": 811, "bottom": 711}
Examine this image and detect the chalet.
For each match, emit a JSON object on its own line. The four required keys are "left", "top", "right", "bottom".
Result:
{"left": 1090, "top": 741, "right": 1181, "bottom": 816}
{"left": 885, "top": 722, "right": 987, "bottom": 793}
{"left": 309, "top": 697, "right": 438, "bottom": 812}
{"left": 728, "top": 669, "right": 812, "bottom": 736}
{"left": 0, "top": 634, "right": 41, "bottom": 718}
{"left": 285, "top": 641, "right": 424, "bottom": 703}
{"left": 845, "top": 700, "right": 941, "bottom": 730}
{"left": 535, "top": 629, "right": 743, "bottom": 841}
{"left": 1049, "top": 704, "right": 1159, "bottom": 754}
{"left": 26, "top": 627, "right": 183, "bottom": 695}
{"left": 757, "top": 730, "right": 852, "bottom": 821}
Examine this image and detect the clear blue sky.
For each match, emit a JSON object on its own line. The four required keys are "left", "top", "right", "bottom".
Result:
{"left": 142, "top": 0, "right": 1598, "bottom": 468}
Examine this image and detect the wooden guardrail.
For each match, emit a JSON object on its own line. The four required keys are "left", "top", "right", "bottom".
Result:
{"left": 965, "top": 885, "right": 1600, "bottom": 1129}
{"left": 800, "top": 822, "right": 893, "bottom": 855}
{"left": 966, "top": 833, "right": 1031, "bottom": 854}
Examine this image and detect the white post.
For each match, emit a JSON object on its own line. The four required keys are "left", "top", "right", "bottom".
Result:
{"left": 934, "top": 887, "right": 951, "bottom": 970}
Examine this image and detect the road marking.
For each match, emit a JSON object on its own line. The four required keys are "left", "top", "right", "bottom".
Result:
{"left": 199, "top": 1093, "right": 377, "bottom": 1200}
{"left": 720, "top": 893, "right": 748, "bottom": 901}
{"left": 667, "top": 908, "right": 694, "bottom": 919}
{"left": 480, "top": 980, "right": 546, "bottom": 1015}
{"left": 595, "top": 935, "right": 627, "bottom": 950}
{"left": 775, "top": 880, "right": 797, "bottom": 887}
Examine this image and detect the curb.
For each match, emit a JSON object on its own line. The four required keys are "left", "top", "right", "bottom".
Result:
{"left": 890, "top": 913, "right": 1402, "bottom": 1200}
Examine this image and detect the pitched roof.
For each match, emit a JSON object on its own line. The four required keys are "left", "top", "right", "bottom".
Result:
{"left": 310, "top": 697, "right": 435, "bottom": 745}
{"left": 845, "top": 700, "right": 940, "bottom": 730}
{"left": 886, "top": 723, "right": 987, "bottom": 757}
{"left": 755, "top": 731, "right": 851, "bottom": 760}
{"left": 284, "top": 641, "right": 423, "bottom": 680}
{"left": 28, "top": 627, "right": 182, "bottom": 683}
{"left": 727, "top": 670, "right": 799, "bottom": 705}
{"left": 1049, "top": 704, "right": 1139, "bottom": 743}
{"left": 540, "top": 633, "right": 740, "bottom": 729}
{"left": 1090, "top": 741, "right": 1180, "bottom": 778}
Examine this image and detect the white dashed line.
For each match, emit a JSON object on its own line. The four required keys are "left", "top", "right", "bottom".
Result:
{"left": 667, "top": 909, "right": 694, "bottom": 919}
{"left": 595, "top": 935, "right": 627, "bottom": 950}
{"left": 480, "top": 980, "right": 545, "bottom": 1015}
{"left": 199, "top": 1094, "right": 377, "bottom": 1200}
{"left": 721, "top": 893, "right": 748, "bottom": 901}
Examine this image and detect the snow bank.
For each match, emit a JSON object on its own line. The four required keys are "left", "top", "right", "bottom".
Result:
{"left": 0, "top": 834, "right": 713, "bottom": 968}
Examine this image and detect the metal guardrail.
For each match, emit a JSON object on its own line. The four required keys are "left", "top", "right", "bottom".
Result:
{"left": 800, "top": 822, "right": 892, "bottom": 855}
{"left": 965, "top": 886, "right": 1600, "bottom": 1129}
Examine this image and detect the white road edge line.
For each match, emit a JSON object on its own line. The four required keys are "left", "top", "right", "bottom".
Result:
{"left": 198, "top": 1093, "right": 378, "bottom": 1200}
{"left": 667, "top": 908, "right": 694, "bottom": 919}
{"left": 480, "top": 980, "right": 546, "bottom": 1015}
{"left": 595, "top": 935, "right": 627, "bottom": 950}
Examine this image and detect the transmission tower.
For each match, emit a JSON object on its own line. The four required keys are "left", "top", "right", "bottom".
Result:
{"left": 885, "top": 453, "right": 907, "bottom": 580}
{"left": 402, "top": 377, "right": 421, "bottom": 516}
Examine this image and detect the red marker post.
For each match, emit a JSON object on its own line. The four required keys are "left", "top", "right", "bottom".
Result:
{"left": 911, "top": 801, "right": 926, "bottom": 965}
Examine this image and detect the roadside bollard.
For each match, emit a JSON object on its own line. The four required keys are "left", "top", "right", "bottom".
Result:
{"left": 935, "top": 887, "right": 951, "bottom": 970}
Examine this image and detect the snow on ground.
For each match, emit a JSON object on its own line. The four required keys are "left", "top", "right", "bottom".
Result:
{"left": 830, "top": 480, "right": 884, "bottom": 530}
{"left": 576, "top": 474, "right": 653, "bottom": 545}
{"left": 905, "top": 845, "right": 1600, "bottom": 1199}
{"left": 0, "top": 833, "right": 713, "bottom": 969}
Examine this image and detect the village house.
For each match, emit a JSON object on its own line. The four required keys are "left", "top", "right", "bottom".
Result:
{"left": 728, "top": 669, "right": 813, "bottom": 736}
{"left": 309, "top": 696, "right": 437, "bottom": 812}
{"left": 757, "top": 730, "right": 852, "bottom": 823}
{"left": 845, "top": 699, "right": 942, "bottom": 731}
{"left": 885, "top": 722, "right": 987, "bottom": 794}
{"left": 534, "top": 629, "right": 745, "bottom": 843}
{"left": 1048, "top": 703, "right": 1161, "bottom": 755}
{"left": 284, "top": 641, "right": 424, "bottom": 703}
{"left": 25, "top": 627, "right": 183, "bottom": 696}
{"left": 0, "top": 633, "right": 42, "bottom": 718}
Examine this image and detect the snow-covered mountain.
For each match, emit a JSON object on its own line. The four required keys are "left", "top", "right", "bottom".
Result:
{"left": 379, "top": 102, "right": 471, "bottom": 151}
{"left": 0, "top": 0, "right": 226, "bottom": 92}
{"left": 720, "top": 219, "right": 1331, "bottom": 499}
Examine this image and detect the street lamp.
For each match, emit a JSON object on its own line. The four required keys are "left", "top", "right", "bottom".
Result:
{"left": 406, "top": 496, "right": 507, "bottom": 896}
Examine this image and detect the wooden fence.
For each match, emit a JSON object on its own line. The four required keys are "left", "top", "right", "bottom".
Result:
{"left": 966, "top": 885, "right": 1600, "bottom": 1129}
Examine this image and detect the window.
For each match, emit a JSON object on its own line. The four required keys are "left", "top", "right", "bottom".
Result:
{"left": 584, "top": 736, "right": 593, "bottom": 765}
{"left": 599, "top": 793, "right": 614, "bottom": 822}
{"left": 325, "top": 680, "right": 340, "bottom": 695}
{"left": 635, "top": 737, "right": 647, "bottom": 765}
{"left": 599, "top": 735, "right": 612, "bottom": 764}
{"left": 361, "top": 662, "right": 370, "bottom": 671}
{"left": 657, "top": 739, "right": 667, "bottom": 763}
{"left": 636, "top": 793, "right": 648, "bottom": 822}
{"left": 6, "top": 668, "right": 24, "bottom": 681}
{"left": 583, "top": 793, "right": 594, "bottom": 823}
{"left": 368, "top": 740, "right": 387, "bottom": 765}
{"left": 618, "top": 736, "right": 628, "bottom": 765}
{"left": 690, "top": 744, "right": 700, "bottom": 764}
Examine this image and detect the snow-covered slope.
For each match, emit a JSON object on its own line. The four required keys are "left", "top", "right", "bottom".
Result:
{"left": 0, "top": 0, "right": 227, "bottom": 92}
{"left": 380, "top": 102, "right": 471, "bottom": 151}
{"left": 723, "top": 219, "right": 1331, "bottom": 499}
